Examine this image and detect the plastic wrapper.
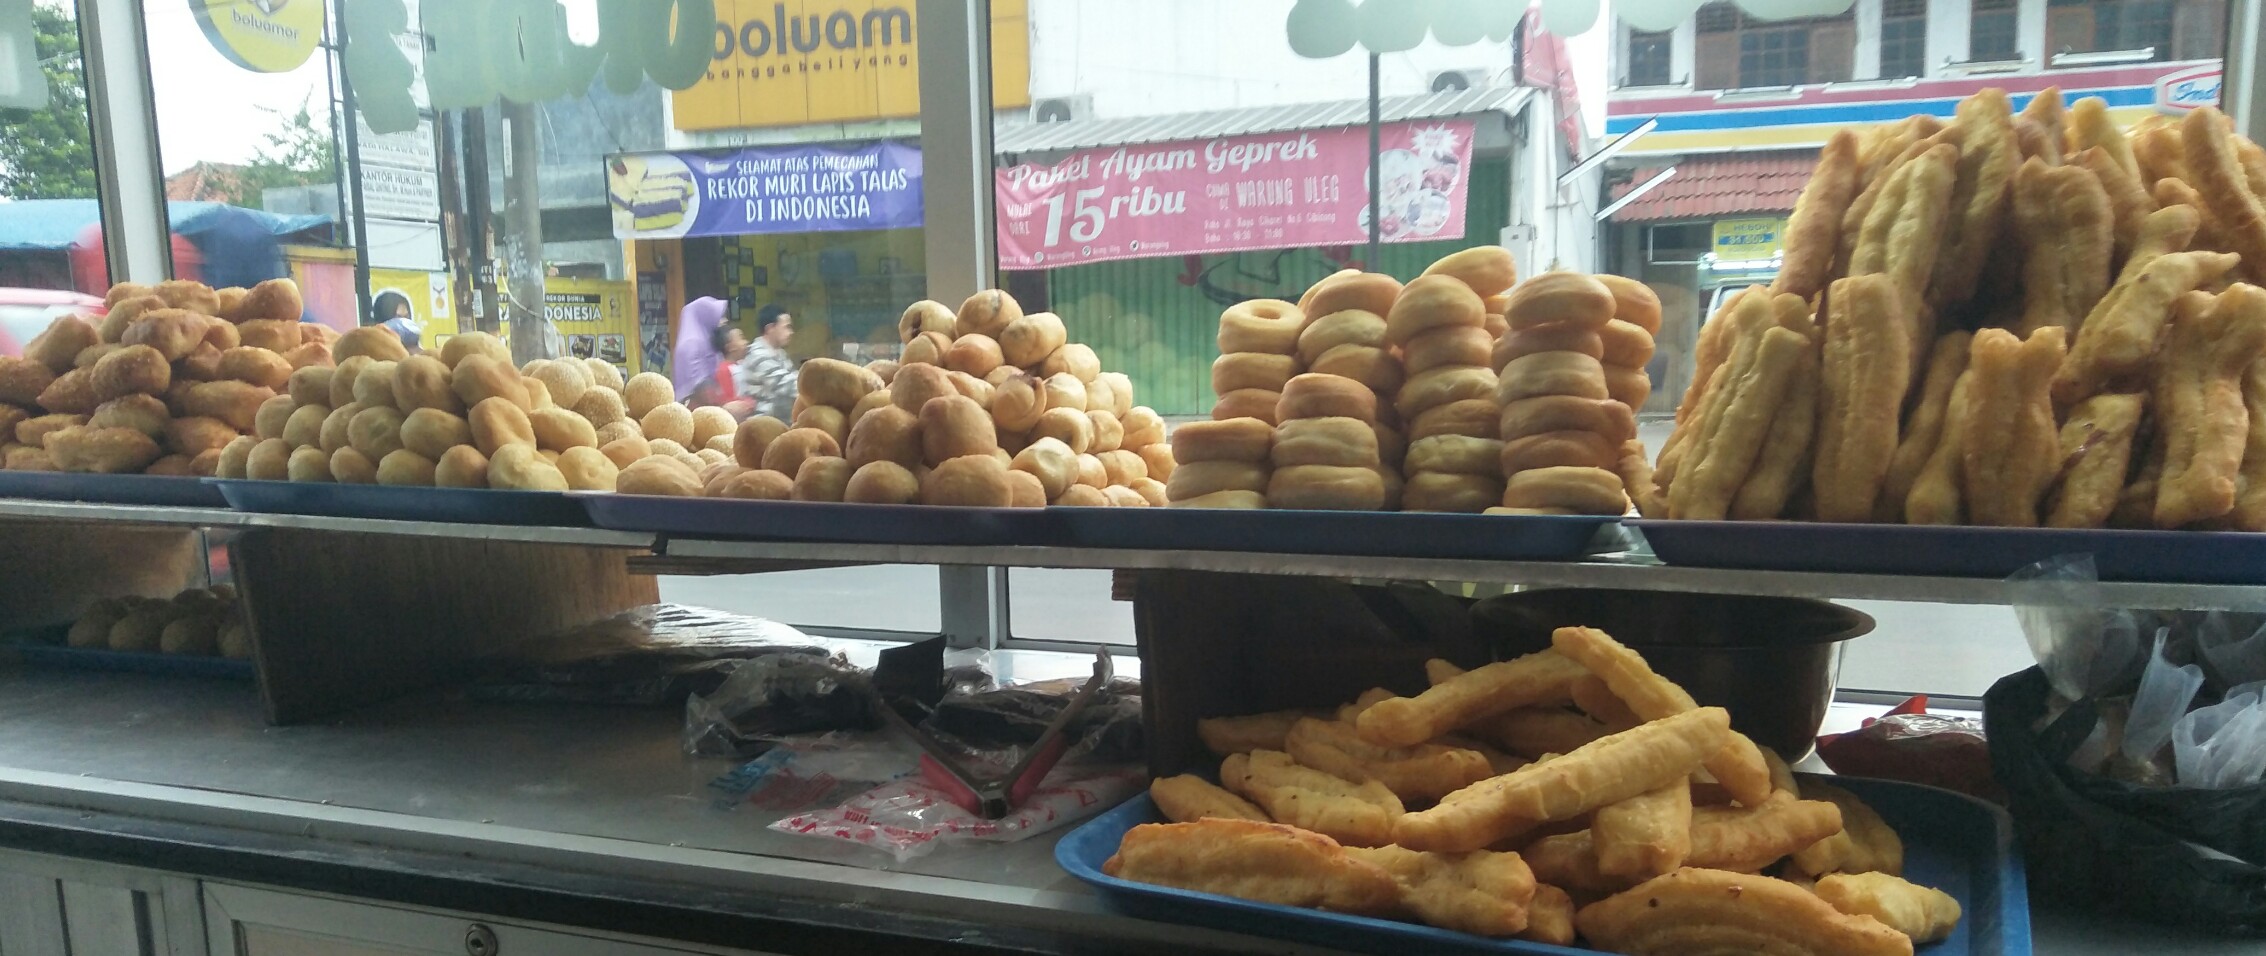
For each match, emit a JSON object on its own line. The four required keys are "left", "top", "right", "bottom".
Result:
{"left": 708, "top": 736, "right": 911, "bottom": 812}
{"left": 683, "top": 651, "right": 881, "bottom": 758}
{"left": 2174, "top": 690, "right": 2266, "bottom": 790}
{"left": 2199, "top": 614, "right": 2266, "bottom": 688}
{"left": 1815, "top": 709, "right": 2001, "bottom": 803}
{"left": 2125, "top": 628, "right": 2205, "bottom": 767}
{"left": 472, "top": 604, "right": 826, "bottom": 705}
{"left": 771, "top": 762, "right": 1144, "bottom": 863}
{"left": 2009, "top": 555, "right": 2144, "bottom": 701}
{"left": 924, "top": 676, "right": 1146, "bottom": 764}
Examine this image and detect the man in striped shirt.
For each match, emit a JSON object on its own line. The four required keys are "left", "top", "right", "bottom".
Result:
{"left": 735, "top": 304, "right": 798, "bottom": 422}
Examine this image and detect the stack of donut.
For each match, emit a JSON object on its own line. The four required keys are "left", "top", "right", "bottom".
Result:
{"left": 1295, "top": 269, "right": 1409, "bottom": 494}
{"left": 1163, "top": 417, "right": 1272, "bottom": 507}
{"left": 1265, "top": 372, "right": 1389, "bottom": 510}
{"left": 669, "top": 289, "right": 1176, "bottom": 508}
{"left": 1489, "top": 272, "right": 1639, "bottom": 516}
{"left": 1391, "top": 249, "right": 1518, "bottom": 512}
{"left": 1595, "top": 276, "right": 1661, "bottom": 421}
{"left": 1212, "top": 299, "right": 1306, "bottom": 424}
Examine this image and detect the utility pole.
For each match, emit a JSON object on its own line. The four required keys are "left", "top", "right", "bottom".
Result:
{"left": 501, "top": 100, "right": 553, "bottom": 363}
{"left": 460, "top": 106, "right": 500, "bottom": 335}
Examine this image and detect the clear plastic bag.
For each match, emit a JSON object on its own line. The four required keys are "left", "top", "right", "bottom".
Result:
{"left": 769, "top": 763, "right": 1144, "bottom": 863}
{"left": 2199, "top": 615, "right": 2266, "bottom": 689}
{"left": 2174, "top": 690, "right": 2266, "bottom": 789}
{"left": 682, "top": 651, "right": 881, "bottom": 758}
{"left": 2009, "top": 555, "right": 2145, "bottom": 701}
{"left": 2124, "top": 627, "right": 2205, "bottom": 766}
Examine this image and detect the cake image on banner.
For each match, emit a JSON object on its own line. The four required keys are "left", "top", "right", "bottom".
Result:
{"left": 608, "top": 153, "right": 700, "bottom": 239}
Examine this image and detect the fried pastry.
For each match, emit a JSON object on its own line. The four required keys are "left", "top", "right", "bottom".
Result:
{"left": 1668, "top": 321, "right": 1810, "bottom": 520}
{"left": 2155, "top": 284, "right": 2266, "bottom": 527}
{"left": 2182, "top": 107, "right": 2266, "bottom": 281}
{"left": 1963, "top": 327, "right": 2067, "bottom": 526}
{"left": 1812, "top": 276, "right": 1912, "bottom": 522}
{"left": 1344, "top": 844, "right": 1538, "bottom": 937}
{"left": 1576, "top": 868, "right": 1914, "bottom": 956}
{"left": 1221, "top": 750, "right": 1403, "bottom": 848}
{"left": 2054, "top": 251, "right": 2237, "bottom": 406}
{"left": 1879, "top": 332, "right": 1972, "bottom": 522}
{"left": 1103, "top": 819, "right": 1400, "bottom": 916}
{"left": 1816, "top": 872, "right": 1961, "bottom": 943}
{"left": 1355, "top": 650, "right": 1587, "bottom": 748}
{"left": 1594, "top": 776, "right": 1693, "bottom": 880}
{"left": 2011, "top": 157, "right": 2114, "bottom": 334}
{"left": 1519, "top": 883, "right": 1577, "bottom": 946}
{"left": 1285, "top": 717, "right": 1494, "bottom": 803}
{"left": 1771, "top": 129, "right": 1862, "bottom": 302}
{"left": 1551, "top": 627, "right": 1776, "bottom": 808}
{"left": 1930, "top": 89, "right": 2019, "bottom": 308}
{"left": 1686, "top": 792, "right": 1844, "bottom": 872}
{"left": 1791, "top": 778, "right": 1906, "bottom": 877}
{"left": 1149, "top": 774, "right": 1268, "bottom": 823}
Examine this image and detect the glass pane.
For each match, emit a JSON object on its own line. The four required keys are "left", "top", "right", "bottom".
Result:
{"left": 657, "top": 566, "right": 941, "bottom": 634}
{"left": 1008, "top": 567, "right": 1134, "bottom": 645}
{"left": 0, "top": 0, "right": 111, "bottom": 326}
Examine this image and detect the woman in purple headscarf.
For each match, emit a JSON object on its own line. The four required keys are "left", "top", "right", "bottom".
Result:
{"left": 672, "top": 296, "right": 729, "bottom": 404}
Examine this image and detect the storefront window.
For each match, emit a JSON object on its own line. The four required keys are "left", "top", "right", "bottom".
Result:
{"left": 1970, "top": 0, "right": 2022, "bottom": 60}
{"left": 0, "top": 0, "right": 110, "bottom": 308}
{"left": 1880, "top": 0, "right": 1930, "bottom": 78}
{"left": 1694, "top": 2, "right": 1855, "bottom": 90}
{"left": 1625, "top": 28, "right": 1675, "bottom": 86}
{"left": 2048, "top": 0, "right": 2177, "bottom": 61}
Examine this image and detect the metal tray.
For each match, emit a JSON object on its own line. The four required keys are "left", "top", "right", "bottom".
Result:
{"left": 1633, "top": 519, "right": 2266, "bottom": 584}
{"left": 1057, "top": 774, "right": 2029, "bottom": 956}
{"left": 1056, "top": 507, "right": 1621, "bottom": 560}
{"left": 578, "top": 494, "right": 1070, "bottom": 546}
{"left": 2, "top": 629, "right": 252, "bottom": 681}
{"left": 216, "top": 480, "right": 593, "bottom": 526}
{"left": 0, "top": 471, "right": 227, "bottom": 507}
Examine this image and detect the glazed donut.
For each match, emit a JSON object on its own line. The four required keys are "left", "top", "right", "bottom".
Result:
{"left": 1074, "top": 453, "right": 1108, "bottom": 489}
{"left": 956, "top": 289, "right": 1023, "bottom": 339}
{"left": 1011, "top": 436, "right": 1078, "bottom": 500}
{"left": 991, "top": 373, "right": 1048, "bottom": 433}
{"left": 919, "top": 395, "right": 999, "bottom": 465}
{"left": 1087, "top": 409, "right": 1125, "bottom": 452}
{"left": 1271, "top": 416, "right": 1381, "bottom": 469}
{"left": 1000, "top": 311, "right": 1069, "bottom": 368}
{"left": 1167, "top": 459, "right": 1270, "bottom": 500}
{"left": 1266, "top": 464, "right": 1387, "bottom": 511}
{"left": 1505, "top": 272, "right": 1617, "bottom": 332}
{"left": 1402, "top": 325, "right": 1495, "bottom": 375}
{"left": 1297, "top": 310, "right": 1388, "bottom": 365}
{"left": 1032, "top": 484, "right": 1092, "bottom": 507}
{"left": 1395, "top": 365, "right": 1498, "bottom": 419}
{"left": 923, "top": 454, "right": 1015, "bottom": 507}
{"left": 1307, "top": 344, "right": 1404, "bottom": 396}
{"left": 1041, "top": 343, "right": 1102, "bottom": 383}
{"left": 1043, "top": 372, "right": 1090, "bottom": 413}
{"left": 1606, "top": 365, "right": 1652, "bottom": 410}
{"left": 1599, "top": 319, "right": 1656, "bottom": 368}
{"left": 1402, "top": 471, "right": 1505, "bottom": 513}
{"left": 1596, "top": 274, "right": 1663, "bottom": 335}
{"left": 1120, "top": 406, "right": 1166, "bottom": 450}
{"left": 1099, "top": 448, "right": 1148, "bottom": 486}
{"left": 891, "top": 363, "right": 958, "bottom": 415}
{"left": 1384, "top": 275, "right": 1486, "bottom": 346}
{"left": 944, "top": 334, "right": 1005, "bottom": 378}
{"left": 1493, "top": 323, "right": 1605, "bottom": 372}
{"left": 1500, "top": 429, "right": 1620, "bottom": 472}
{"left": 1212, "top": 388, "right": 1282, "bottom": 425}
{"left": 1171, "top": 417, "right": 1273, "bottom": 463}
{"left": 1168, "top": 489, "right": 1267, "bottom": 509}
{"left": 1420, "top": 246, "right": 1519, "bottom": 298}
{"left": 1500, "top": 465, "right": 1628, "bottom": 515}
{"left": 900, "top": 300, "right": 955, "bottom": 342}
{"left": 1300, "top": 271, "right": 1402, "bottom": 320}
{"left": 1406, "top": 434, "right": 1505, "bottom": 477}
{"left": 902, "top": 330, "right": 952, "bottom": 366}
{"left": 1498, "top": 395, "right": 1638, "bottom": 443}
{"left": 1138, "top": 443, "right": 1177, "bottom": 481}
{"left": 1217, "top": 299, "right": 1307, "bottom": 355}
{"left": 1373, "top": 420, "right": 1406, "bottom": 470}
{"left": 1409, "top": 398, "right": 1502, "bottom": 442}
{"left": 1212, "top": 352, "right": 1301, "bottom": 395}
{"left": 1496, "top": 351, "right": 1609, "bottom": 403}
{"left": 1030, "top": 406, "right": 1097, "bottom": 455}
{"left": 1276, "top": 373, "right": 1376, "bottom": 423}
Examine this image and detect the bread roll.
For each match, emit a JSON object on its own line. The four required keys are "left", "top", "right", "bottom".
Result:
{"left": 1000, "top": 311, "right": 1068, "bottom": 368}
{"left": 1011, "top": 436, "right": 1078, "bottom": 500}
{"left": 733, "top": 415, "right": 788, "bottom": 468}
{"left": 1137, "top": 443, "right": 1177, "bottom": 482}
{"left": 618, "top": 456, "right": 703, "bottom": 497}
{"left": 1053, "top": 484, "right": 1112, "bottom": 507}
{"left": 1086, "top": 409, "right": 1124, "bottom": 453}
{"left": 791, "top": 404, "right": 847, "bottom": 445}
{"left": 1029, "top": 406, "right": 1095, "bottom": 455}
{"left": 1074, "top": 453, "right": 1108, "bottom": 489}
{"left": 902, "top": 330, "right": 952, "bottom": 366}
{"left": 1004, "top": 469, "right": 1048, "bottom": 508}
{"left": 991, "top": 374, "right": 1048, "bottom": 433}
{"left": 799, "top": 357, "right": 883, "bottom": 410}
{"left": 891, "top": 362, "right": 958, "bottom": 415}
{"left": 922, "top": 454, "right": 1013, "bottom": 506}
{"left": 1041, "top": 343, "right": 1102, "bottom": 383}
{"left": 434, "top": 445, "right": 490, "bottom": 488}
{"left": 1042, "top": 371, "right": 1089, "bottom": 414}
{"left": 1097, "top": 371, "right": 1134, "bottom": 417}
{"left": 944, "top": 334, "right": 1005, "bottom": 378}
{"left": 956, "top": 289, "right": 1023, "bottom": 339}
{"left": 717, "top": 469, "right": 794, "bottom": 500}
{"left": 791, "top": 456, "right": 853, "bottom": 502}
{"left": 1098, "top": 448, "right": 1148, "bottom": 486}
{"left": 376, "top": 449, "right": 439, "bottom": 487}
{"left": 762, "top": 427, "right": 842, "bottom": 477}
{"left": 845, "top": 460, "right": 921, "bottom": 503}
{"left": 919, "top": 394, "right": 997, "bottom": 465}
{"left": 900, "top": 300, "right": 955, "bottom": 342}
{"left": 845, "top": 404, "right": 922, "bottom": 470}
{"left": 1120, "top": 406, "right": 1165, "bottom": 450}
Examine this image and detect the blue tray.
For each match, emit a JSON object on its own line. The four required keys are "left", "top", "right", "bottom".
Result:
{"left": 3, "top": 631, "right": 253, "bottom": 680}
{"left": 1633, "top": 519, "right": 2266, "bottom": 584}
{"left": 1057, "top": 774, "right": 2029, "bottom": 956}
{"left": 216, "top": 479, "right": 593, "bottom": 526}
{"left": 578, "top": 494, "right": 1070, "bottom": 546}
{"left": 0, "top": 471, "right": 226, "bottom": 507}
{"left": 1056, "top": 507, "right": 1620, "bottom": 560}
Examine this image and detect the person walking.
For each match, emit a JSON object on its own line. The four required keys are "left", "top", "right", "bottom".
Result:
{"left": 736, "top": 304, "right": 797, "bottom": 423}
{"left": 671, "top": 296, "right": 730, "bottom": 406}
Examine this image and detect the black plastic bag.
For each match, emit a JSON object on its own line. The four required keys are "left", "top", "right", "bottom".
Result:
{"left": 1984, "top": 666, "right": 2266, "bottom": 935}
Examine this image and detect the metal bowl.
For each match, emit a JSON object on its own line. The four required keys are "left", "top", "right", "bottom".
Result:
{"left": 1469, "top": 589, "right": 1875, "bottom": 757}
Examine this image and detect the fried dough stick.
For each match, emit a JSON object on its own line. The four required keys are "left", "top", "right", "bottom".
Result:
{"left": 1686, "top": 792, "right": 1845, "bottom": 872}
{"left": 2012, "top": 158, "right": 2114, "bottom": 334}
{"left": 1772, "top": 130, "right": 1863, "bottom": 302}
{"left": 2184, "top": 107, "right": 2266, "bottom": 282}
{"left": 2116, "top": 203, "right": 2202, "bottom": 286}
{"left": 2234, "top": 359, "right": 2266, "bottom": 531}
{"left": 2068, "top": 95, "right": 2139, "bottom": 178}
{"left": 1904, "top": 366, "right": 1977, "bottom": 524}
{"left": 1963, "top": 327, "right": 2067, "bottom": 526}
{"left": 1851, "top": 143, "right": 1960, "bottom": 318}
{"left": 1669, "top": 324, "right": 1812, "bottom": 520}
{"left": 1518, "top": 884, "right": 1577, "bottom": 947}
{"left": 1344, "top": 844, "right": 1538, "bottom": 937}
{"left": 1879, "top": 332, "right": 1972, "bottom": 522}
{"left": 1550, "top": 627, "right": 1777, "bottom": 807}
{"left": 2019, "top": 85, "right": 2066, "bottom": 154}
{"left": 2155, "top": 284, "right": 2266, "bottom": 527}
{"left": 1727, "top": 297, "right": 1821, "bottom": 520}
{"left": 1818, "top": 872, "right": 1963, "bottom": 944}
{"left": 2046, "top": 393, "right": 2146, "bottom": 528}
{"left": 1791, "top": 778, "right": 1907, "bottom": 877}
{"left": 1839, "top": 127, "right": 1960, "bottom": 278}
{"left": 1930, "top": 90, "right": 2021, "bottom": 309}
{"left": 1222, "top": 750, "right": 1404, "bottom": 847}
{"left": 1104, "top": 819, "right": 1402, "bottom": 915}
{"left": 1286, "top": 717, "right": 1495, "bottom": 803}
{"left": 2074, "top": 147, "right": 2159, "bottom": 267}
{"left": 1594, "top": 776, "right": 1693, "bottom": 880}
{"left": 1814, "top": 276, "right": 1915, "bottom": 522}
{"left": 1659, "top": 286, "right": 1764, "bottom": 486}
{"left": 2054, "top": 250, "right": 2241, "bottom": 406}
{"left": 1577, "top": 868, "right": 1917, "bottom": 956}
{"left": 2154, "top": 178, "right": 2231, "bottom": 256}
{"left": 1356, "top": 650, "right": 1586, "bottom": 748}
{"left": 1151, "top": 774, "right": 1269, "bottom": 823}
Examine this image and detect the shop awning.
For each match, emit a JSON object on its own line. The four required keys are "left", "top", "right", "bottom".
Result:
{"left": 1606, "top": 151, "right": 1817, "bottom": 223}
{"left": 992, "top": 86, "right": 1532, "bottom": 156}
{"left": 0, "top": 199, "right": 331, "bottom": 251}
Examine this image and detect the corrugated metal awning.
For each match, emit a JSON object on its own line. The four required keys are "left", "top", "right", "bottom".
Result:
{"left": 993, "top": 86, "right": 1533, "bottom": 156}
{"left": 1607, "top": 151, "right": 1818, "bottom": 223}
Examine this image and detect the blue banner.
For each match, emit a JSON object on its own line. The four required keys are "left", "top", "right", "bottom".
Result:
{"left": 606, "top": 140, "right": 923, "bottom": 240}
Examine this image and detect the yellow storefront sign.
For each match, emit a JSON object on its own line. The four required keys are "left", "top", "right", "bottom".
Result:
{"left": 673, "top": 0, "right": 1030, "bottom": 131}
{"left": 1712, "top": 217, "right": 1787, "bottom": 261}
{"left": 193, "top": 0, "right": 323, "bottom": 73}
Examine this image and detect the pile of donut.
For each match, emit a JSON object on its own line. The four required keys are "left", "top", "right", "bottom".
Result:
{"left": 0, "top": 278, "right": 329, "bottom": 476}
{"left": 624, "top": 289, "right": 1179, "bottom": 506}
{"left": 1170, "top": 246, "right": 1662, "bottom": 514}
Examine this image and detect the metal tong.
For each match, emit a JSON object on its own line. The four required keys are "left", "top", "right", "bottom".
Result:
{"left": 879, "top": 647, "right": 1113, "bottom": 819}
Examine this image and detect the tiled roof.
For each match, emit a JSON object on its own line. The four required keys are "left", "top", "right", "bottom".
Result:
{"left": 164, "top": 162, "right": 249, "bottom": 202}
{"left": 1608, "top": 151, "right": 1818, "bottom": 222}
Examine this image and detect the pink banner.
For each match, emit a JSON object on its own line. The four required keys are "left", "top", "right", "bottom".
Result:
{"left": 995, "top": 120, "right": 1476, "bottom": 269}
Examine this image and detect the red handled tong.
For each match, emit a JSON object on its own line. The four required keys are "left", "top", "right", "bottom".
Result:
{"left": 879, "top": 648, "right": 1113, "bottom": 819}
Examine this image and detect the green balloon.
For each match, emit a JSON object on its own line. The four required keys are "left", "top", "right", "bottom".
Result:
{"left": 344, "top": 0, "right": 418, "bottom": 133}
{"left": 642, "top": 0, "right": 715, "bottom": 91}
